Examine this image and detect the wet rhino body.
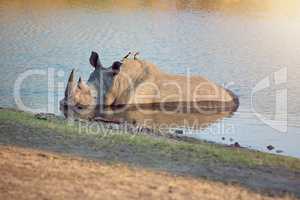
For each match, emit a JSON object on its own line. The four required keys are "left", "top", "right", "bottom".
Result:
{"left": 60, "top": 52, "right": 239, "bottom": 119}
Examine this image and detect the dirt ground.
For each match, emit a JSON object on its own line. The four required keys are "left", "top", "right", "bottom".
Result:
{"left": 0, "top": 146, "right": 296, "bottom": 200}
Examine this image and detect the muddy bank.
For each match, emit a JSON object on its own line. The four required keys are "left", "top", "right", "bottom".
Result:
{"left": 0, "top": 109, "right": 300, "bottom": 198}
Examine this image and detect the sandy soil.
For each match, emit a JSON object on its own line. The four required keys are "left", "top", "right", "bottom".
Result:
{"left": 0, "top": 146, "right": 296, "bottom": 200}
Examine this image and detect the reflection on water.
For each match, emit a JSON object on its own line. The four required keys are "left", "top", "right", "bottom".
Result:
{"left": 106, "top": 108, "right": 233, "bottom": 130}
{"left": 0, "top": 0, "right": 300, "bottom": 157}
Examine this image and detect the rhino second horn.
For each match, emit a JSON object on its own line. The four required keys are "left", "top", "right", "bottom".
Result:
{"left": 77, "top": 77, "right": 84, "bottom": 89}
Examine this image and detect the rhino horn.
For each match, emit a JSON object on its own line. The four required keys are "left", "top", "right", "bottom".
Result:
{"left": 65, "top": 69, "right": 76, "bottom": 98}
{"left": 77, "top": 76, "right": 85, "bottom": 89}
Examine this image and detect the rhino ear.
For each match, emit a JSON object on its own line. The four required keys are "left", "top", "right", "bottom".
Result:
{"left": 111, "top": 61, "right": 122, "bottom": 75}
{"left": 89, "top": 51, "right": 102, "bottom": 68}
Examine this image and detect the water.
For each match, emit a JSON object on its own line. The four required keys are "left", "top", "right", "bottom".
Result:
{"left": 0, "top": 0, "right": 300, "bottom": 158}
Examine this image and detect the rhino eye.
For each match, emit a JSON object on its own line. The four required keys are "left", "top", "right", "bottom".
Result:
{"left": 77, "top": 105, "right": 83, "bottom": 110}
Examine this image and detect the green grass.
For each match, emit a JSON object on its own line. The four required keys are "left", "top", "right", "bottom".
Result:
{"left": 0, "top": 108, "right": 300, "bottom": 171}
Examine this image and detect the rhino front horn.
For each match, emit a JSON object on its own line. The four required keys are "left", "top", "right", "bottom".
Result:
{"left": 65, "top": 69, "right": 76, "bottom": 98}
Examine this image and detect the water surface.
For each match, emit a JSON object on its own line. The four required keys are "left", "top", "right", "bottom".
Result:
{"left": 0, "top": 0, "right": 300, "bottom": 157}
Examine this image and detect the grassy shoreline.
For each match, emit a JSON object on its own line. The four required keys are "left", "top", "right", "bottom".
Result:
{"left": 1, "top": 108, "right": 300, "bottom": 197}
{"left": 0, "top": 108, "right": 299, "bottom": 171}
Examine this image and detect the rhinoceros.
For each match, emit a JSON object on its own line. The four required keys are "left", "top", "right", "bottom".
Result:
{"left": 60, "top": 51, "right": 239, "bottom": 120}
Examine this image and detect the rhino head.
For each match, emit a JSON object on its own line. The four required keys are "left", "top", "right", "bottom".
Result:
{"left": 60, "top": 51, "right": 123, "bottom": 119}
